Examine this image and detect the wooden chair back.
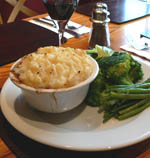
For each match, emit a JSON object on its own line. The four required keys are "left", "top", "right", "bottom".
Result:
{"left": 0, "top": 0, "right": 38, "bottom": 24}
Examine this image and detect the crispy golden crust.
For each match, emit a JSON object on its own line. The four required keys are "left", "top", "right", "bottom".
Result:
{"left": 11, "top": 46, "right": 94, "bottom": 89}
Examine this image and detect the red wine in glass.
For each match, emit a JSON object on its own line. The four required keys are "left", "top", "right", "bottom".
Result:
{"left": 42, "top": 0, "right": 79, "bottom": 45}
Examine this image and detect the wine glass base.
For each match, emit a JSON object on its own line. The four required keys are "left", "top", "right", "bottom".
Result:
{"left": 61, "top": 37, "right": 67, "bottom": 45}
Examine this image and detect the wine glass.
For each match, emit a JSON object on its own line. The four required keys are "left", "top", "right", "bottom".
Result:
{"left": 42, "top": 0, "right": 79, "bottom": 46}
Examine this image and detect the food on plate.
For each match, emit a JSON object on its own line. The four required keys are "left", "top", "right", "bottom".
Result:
{"left": 11, "top": 46, "right": 94, "bottom": 89}
{"left": 86, "top": 47, "right": 144, "bottom": 106}
{"left": 86, "top": 45, "right": 150, "bottom": 123}
{"left": 9, "top": 46, "right": 99, "bottom": 113}
{"left": 98, "top": 79, "right": 150, "bottom": 122}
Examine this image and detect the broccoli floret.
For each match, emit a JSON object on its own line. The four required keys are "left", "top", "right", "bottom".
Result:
{"left": 97, "top": 52, "right": 144, "bottom": 85}
{"left": 128, "top": 58, "right": 144, "bottom": 83}
{"left": 85, "top": 69, "right": 106, "bottom": 106}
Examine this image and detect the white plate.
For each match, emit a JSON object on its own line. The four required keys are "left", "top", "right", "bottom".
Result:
{"left": 1, "top": 57, "right": 150, "bottom": 151}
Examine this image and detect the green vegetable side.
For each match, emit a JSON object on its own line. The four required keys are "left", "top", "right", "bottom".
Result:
{"left": 86, "top": 45, "right": 150, "bottom": 123}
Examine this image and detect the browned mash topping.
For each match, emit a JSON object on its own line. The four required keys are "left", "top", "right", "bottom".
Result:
{"left": 12, "top": 46, "right": 94, "bottom": 89}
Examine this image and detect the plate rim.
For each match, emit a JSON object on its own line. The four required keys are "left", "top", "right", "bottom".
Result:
{"left": 1, "top": 78, "right": 150, "bottom": 151}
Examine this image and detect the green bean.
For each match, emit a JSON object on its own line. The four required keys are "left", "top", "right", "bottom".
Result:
{"left": 116, "top": 102, "right": 150, "bottom": 120}
{"left": 118, "top": 99, "right": 148, "bottom": 114}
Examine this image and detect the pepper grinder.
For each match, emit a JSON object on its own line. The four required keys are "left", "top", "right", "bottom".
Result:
{"left": 88, "top": 3, "right": 110, "bottom": 49}
{"left": 95, "top": 2, "right": 108, "bottom": 10}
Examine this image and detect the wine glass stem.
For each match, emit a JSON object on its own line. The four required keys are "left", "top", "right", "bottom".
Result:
{"left": 58, "top": 29, "right": 64, "bottom": 46}
{"left": 58, "top": 21, "right": 67, "bottom": 46}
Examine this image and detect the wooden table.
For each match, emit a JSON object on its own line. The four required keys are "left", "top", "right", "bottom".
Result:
{"left": 0, "top": 12, "right": 150, "bottom": 158}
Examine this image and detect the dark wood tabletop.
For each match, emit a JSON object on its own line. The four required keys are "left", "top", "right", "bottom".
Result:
{"left": 0, "top": 10, "right": 150, "bottom": 158}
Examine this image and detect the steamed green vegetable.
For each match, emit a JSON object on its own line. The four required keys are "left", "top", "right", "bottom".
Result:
{"left": 97, "top": 52, "right": 144, "bottom": 85}
{"left": 85, "top": 45, "right": 149, "bottom": 123}
{"left": 99, "top": 79, "right": 150, "bottom": 122}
